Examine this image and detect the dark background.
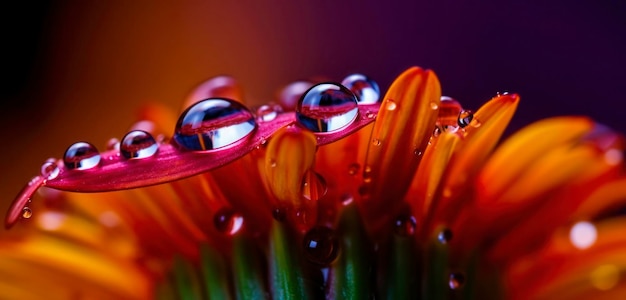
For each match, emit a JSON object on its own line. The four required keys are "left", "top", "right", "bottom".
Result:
{"left": 1, "top": 1, "right": 625, "bottom": 210}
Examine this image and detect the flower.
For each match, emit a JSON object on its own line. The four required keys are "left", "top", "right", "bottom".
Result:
{"left": 1, "top": 67, "right": 625, "bottom": 299}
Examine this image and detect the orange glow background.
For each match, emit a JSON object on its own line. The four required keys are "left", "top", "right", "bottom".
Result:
{"left": 1, "top": 2, "right": 625, "bottom": 220}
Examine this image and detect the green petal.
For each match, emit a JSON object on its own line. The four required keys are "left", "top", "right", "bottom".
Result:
{"left": 269, "top": 220, "right": 311, "bottom": 299}
{"left": 232, "top": 235, "right": 268, "bottom": 299}
{"left": 199, "top": 244, "right": 233, "bottom": 300}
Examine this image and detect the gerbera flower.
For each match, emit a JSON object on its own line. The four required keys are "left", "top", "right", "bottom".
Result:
{"left": 1, "top": 66, "right": 625, "bottom": 299}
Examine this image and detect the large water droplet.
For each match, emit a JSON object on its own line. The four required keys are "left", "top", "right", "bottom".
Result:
{"left": 438, "top": 228, "right": 453, "bottom": 244}
{"left": 296, "top": 83, "right": 359, "bottom": 133}
{"left": 63, "top": 142, "right": 101, "bottom": 170}
{"left": 40, "top": 159, "right": 60, "bottom": 180}
{"left": 213, "top": 208, "right": 244, "bottom": 235}
{"left": 22, "top": 207, "right": 33, "bottom": 219}
{"left": 302, "top": 170, "right": 328, "bottom": 201}
{"left": 341, "top": 73, "right": 380, "bottom": 104}
{"left": 120, "top": 130, "right": 159, "bottom": 159}
{"left": 303, "top": 226, "right": 339, "bottom": 265}
{"left": 448, "top": 272, "right": 465, "bottom": 290}
{"left": 394, "top": 214, "right": 417, "bottom": 236}
{"left": 173, "top": 98, "right": 256, "bottom": 151}
{"left": 438, "top": 96, "right": 463, "bottom": 128}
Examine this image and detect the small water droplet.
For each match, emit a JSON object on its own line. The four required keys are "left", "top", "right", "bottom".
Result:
{"left": 414, "top": 149, "right": 423, "bottom": 156}
{"left": 385, "top": 99, "right": 397, "bottom": 111}
{"left": 213, "top": 208, "right": 244, "bottom": 235}
{"left": 372, "top": 138, "right": 381, "bottom": 146}
{"left": 341, "top": 73, "right": 380, "bottom": 104}
{"left": 449, "top": 272, "right": 465, "bottom": 290}
{"left": 22, "top": 207, "right": 33, "bottom": 219}
{"left": 295, "top": 83, "right": 359, "bottom": 133}
{"left": 269, "top": 159, "right": 277, "bottom": 168}
{"left": 106, "top": 138, "right": 120, "bottom": 150}
{"left": 302, "top": 171, "right": 328, "bottom": 201}
{"left": 363, "top": 166, "right": 373, "bottom": 183}
{"left": 457, "top": 110, "right": 474, "bottom": 128}
{"left": 393, "top": 214, "right": 417, "bottom": 236}
{"left": 433, "top": 127, "right": 442, "bottom": 137}
{"left": 303, "top": 226, "right": 339, "bottom": 265}
{"left": 430, "top": 102, "right": 439, "bottom": 110}
{"left": 365, "top": 111, "right": 376, "bottom": 119}
{"left": 256, "top": 104, "right": 280, "bottom": 122}
{"left": 173, "top": 98, "right": 256, "bottom": 151}
{"left": 438, "top": 228, "right": 453, "bottom": 244}
{"left": 347, "top": 163, "right": 360, "bottom": 176}
{"left": 278, "top": 81, "right": 314, "bottom": 111}
{"left": 120, "top": 130, "right": 159, "bottom": 159}
{"left": 470, "top": 117, "right": 482, "bottom": 128}
{"left": 272, "top": 205, "right": 288, "bottom": 222}
{"left": 63, "top": 142, "right": 101, "bottom": 170}
{"left": 340, "top": 193, "right": 354, "bottom": 206}
{"left": 40, "top": 159, "right": 60, "bottom": 180}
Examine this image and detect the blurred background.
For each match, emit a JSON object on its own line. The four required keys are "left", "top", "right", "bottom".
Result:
{"left": 1, "top": 1, "right": 625, "bottom": 214}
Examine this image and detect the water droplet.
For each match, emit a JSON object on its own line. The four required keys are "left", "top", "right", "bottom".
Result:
{"left": 173, "top": 98, "right": 256, "bottom": 151}
{"left": 393, "top": 214, "right": 417, "bottom": 236}
{"left": 347, "top": 163, "right": 360, "bottom": 176}
{"left": 106, "top": 138, "right": 120, "bottom": 150}
{"left": 438, "top": 96, "right": 463, "bottom": 127}
{"left": 269, "top": 159, "right": 277, "bottom": 168}
{"left": 385, "top": 99, "right": 397, "bottom": 111}
{"left": 430, "top": 102, "right": 439, "bottom": 110}
{"left": 296, "top": 83, "right": 359, "bottom": 133}
{"left": 570, "top": 221, "right": 597, "bottom": 250}
{"left": 256, "top": 104, "right": 280, "bottom": 122}
{"left": 414, "top": 149, "right": 423, "bottom": 156}
{"left": 470, "top": 118, "right": 482, "bottom": 128}
{"left": 278, "top": 81, "right": 314, "bottom": 111}
{"left": 22, "top": 207, "right": 33, "bottom": 219}
{"left": 433, "top": 127, "right": 442, "bottom": 137}
{"left": 448, "top": 272, "right": 465, "bottom": 290}
{"left": 63, "top": 142, "right": 101, "bottom": 170}
{"left": 340, "top": 193, "right": 354, "bottom": 206}
{"left": 272, "top": 205, "right": 288, "bottom": 222}
{"left": 120, "top": 130, "right": 159, "bottom": 159}
{"left": 363, "top": 166, "right": 373, "bottom": 183}
{"left": 303, "top": 226, "right": 339, "bottom": 265}
{"left": 438, "top": 228, "right": 453, "bottom": 244}
{"left": 213, "top": 208, "right": 244, "bottom": 235}
{"left": 40, "top": 159, "right": 60, "bottom": 180}
{"left": 457, "top": 110, "right": 474, "bottom": 128}
{"left": 372, "top": 138, "right": 381, "bottom": 146}
{"left": 302, "top": 171, "right": 328, "bottom": 201}
{"left": 341, "top": 73, "right": 380, "bottom": 104}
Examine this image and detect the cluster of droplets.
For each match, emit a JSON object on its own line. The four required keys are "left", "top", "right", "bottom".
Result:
{"left": 432, "top": 96, "right": 480, "bottom": 137}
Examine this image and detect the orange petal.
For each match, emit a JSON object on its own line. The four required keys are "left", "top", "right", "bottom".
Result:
{"left": 360, "top": 67, "right": 440, "bottom": 230}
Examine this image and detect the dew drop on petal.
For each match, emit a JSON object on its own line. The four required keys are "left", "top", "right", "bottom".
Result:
{"left": 302, "top": 170, "right": 328, "bottom": 201}
{"left": 120, "top": 130, "right": 159, "bottom": 159}
{"left": 347, "top": 163, "right": 360, "bottom": 176}
{"left": 438, "top": 228, "right": 453, "bottom": 244}
{"left": 385, "top": 99, "right": 397, "bottom": 111}
{"left": 40, "top": 159, "right": 60, "bottom": 180}
{"left": 449, "top": 272, "right": 465, "bottom": 290}
{"left": 256, "top": 104, "right": 280, "bottom": 122}
{"left": 340, "top": 193, "right": 354, "bottom": 206}
{"left": 372, "top": 138, "right": 381, "bottom": 146}
{"left": 414, "top": 149, "right": 423, "bottom": 156}
{"left": 213, "top": 208, "right": 244, "bottom": 235}
{"left": 430, "top": 102, "right": 439, "bottom": 110}
{"left": 63, "top": 142, "right": 101, "bottom": 170}
{"left": 269, "top": 159, "right": 277, "bottom": 168}
{"left": 106, "top": 138, "right": 120, "bottom": 151}
{"left": 22, "top": 207, "right": 33, "bottom": 219}
{"left": 393, "top": 214, "right": 417, "bottom": 236}
{"left": 295, "top": 83, "right": 359, "bottom": 133}
{"left": 277, "top": 80, "right": 314, "bottom": 111}
{"left": 457, "top": 110, "right": 474, "bottom": 128}
{"left": 341, "top": 73, "right": 380, "bottom": 104}
{"left": 272, "top": 205, "right": 288, "bottom": 222}
{"left": 570, "top": 221, "right": 597, "bottom": 250}
{"left": 173, "top": 98, "right": 256, "bottom": 151}
{"left": 303, "top": 226, "right": 339, "bottom": 265}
